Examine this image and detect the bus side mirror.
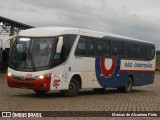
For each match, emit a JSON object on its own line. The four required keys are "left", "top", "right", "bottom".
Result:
{"left": 56, "top": 36, "right": 63, "bottom": 53}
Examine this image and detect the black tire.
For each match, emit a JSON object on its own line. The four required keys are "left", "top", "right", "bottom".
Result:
{"left": 94, "top": 88, "right": 105, "bottom": 93}
{"left": 117, "top": 77, "right": 133, "bottom": 93}
{"left": 34, "top": 90, "right": 48, "bottom": 95}
{"left": 117, "top": 87, "right": 124, "bottom": 92}
{"left": 61, "top": 78, "right": 80, "bottom": 97}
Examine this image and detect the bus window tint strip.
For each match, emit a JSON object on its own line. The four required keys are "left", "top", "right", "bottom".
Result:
{"left": 75, "top": 36, "right": 155, "bottom": 61}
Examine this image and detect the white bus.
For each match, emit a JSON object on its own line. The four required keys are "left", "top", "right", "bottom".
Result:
{"left": 7, "top": 27, "right": 155, "bottom": 97}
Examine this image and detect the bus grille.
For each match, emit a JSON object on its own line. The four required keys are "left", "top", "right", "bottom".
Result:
{"left": 13, "top": 76, "right": 36, "bottom": 81}
{"left": 14, "top": 82, "right": 34, "bottom": 88}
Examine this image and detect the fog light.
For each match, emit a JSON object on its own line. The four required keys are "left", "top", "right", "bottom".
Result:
{"left": 40, "top": 83, "right": 46, "bottom": 88}
{"left": 8, "top": 73, "right": 12, "bottom": 77}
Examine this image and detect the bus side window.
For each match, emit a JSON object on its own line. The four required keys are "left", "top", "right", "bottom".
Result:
{"left": 75, "top": 37, "right": 86, "bottom": 56}
{"left": 95, "top": 39, "right": 110, "bottom": 57}
{"left": 111, "top": 42, "right": 123, "bottom": 58}
{"left": 62, "top": 35, "right": 76, "bottom": 59}
{"left": 136, "top": 45, "right": 145, "bottom": 60}
{"left": 85, "top": 38, "right": 94, "bottom": 56}
{"left": 146, "top": 46, "right": 155, "bottom": 60}
{"left": 102, "top": 40, "right": 110, "bottom": 57}
{"left": 54, "top": 35, "right": 76, "bottom": 61}
{"left": 75, "top": 36, "right": 94, "bottom": 57}
{"left": 95, "top": 39, "right": 103, "bottom": 56}
{"left": 124, "top": 43, "right": 136, "bottom": 59}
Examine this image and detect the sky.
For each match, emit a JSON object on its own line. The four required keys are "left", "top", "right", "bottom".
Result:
{"left": 0, "top": 0, "right": 160, "bottom": 49}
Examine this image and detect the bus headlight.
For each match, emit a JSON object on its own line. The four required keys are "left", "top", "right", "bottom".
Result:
{"left": 37, "top": 73, "right": 51, "bottom": 79}
{"left": 8, "top": 72, "right": 12, "bottom": 77}
{"left": 39, "top": 75, "right": 44, "bottom": 79}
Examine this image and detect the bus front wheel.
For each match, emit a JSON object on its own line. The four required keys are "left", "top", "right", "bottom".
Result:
{"left": 61, "top": 78, "right": 80, "bottom": 97}
{"left": 117, "top": 77, "right": 133, "bottom": 93}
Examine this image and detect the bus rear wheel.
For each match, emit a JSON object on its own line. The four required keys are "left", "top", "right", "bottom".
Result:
{"left": 117, "top": 77, "right": 133, "bottom": 93}
{"left": 34, "top": 90, "right": 48, "bottom": 94}
{"left": 61, "top": 78, "right": 80, "bottom": 97}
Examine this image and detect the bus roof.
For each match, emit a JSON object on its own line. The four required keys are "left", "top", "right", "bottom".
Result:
{"left": 19, "top": 27, "right": 79, "bottom": 37}
{"left": 18, "top": 27, "right": 154, "bottom": 45}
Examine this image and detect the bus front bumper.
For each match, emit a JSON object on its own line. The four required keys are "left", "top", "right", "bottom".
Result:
{"left": 7, "top": 76, "right": 51, "bottom": 91}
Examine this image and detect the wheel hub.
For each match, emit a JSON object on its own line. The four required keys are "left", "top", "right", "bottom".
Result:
{"left": 68, "top": 83, "right": 75, "bottom": 93}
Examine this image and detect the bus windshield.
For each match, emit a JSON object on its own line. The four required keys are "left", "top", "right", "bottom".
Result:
{"left": 9, "top": 37, "right": 56, "bottom": 71}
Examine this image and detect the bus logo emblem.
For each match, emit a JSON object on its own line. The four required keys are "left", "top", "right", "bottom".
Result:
{"left": 53, "top": 79, "right": 60, "bottom": 87}
{"left": 95, "top": 57, "right": 121, "bottom": 87}
{"left": 100, "top": 58, "right": 116, "bottom": 78}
